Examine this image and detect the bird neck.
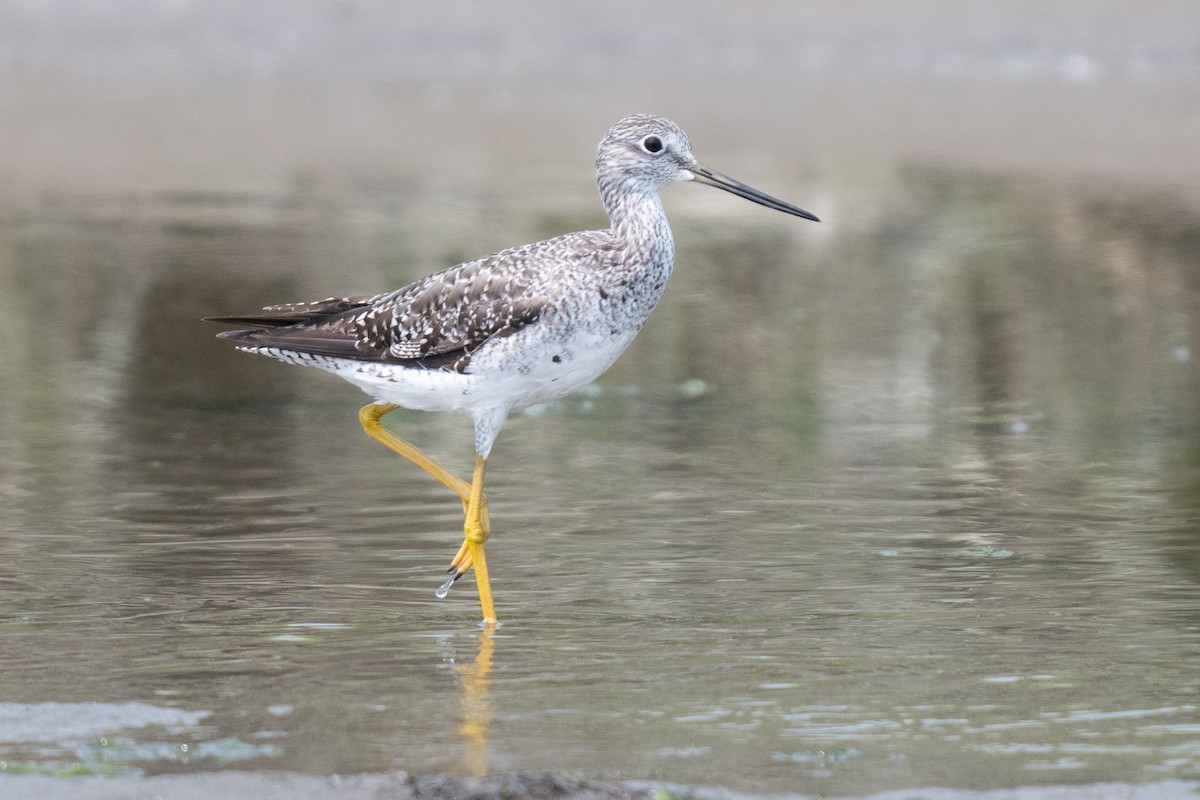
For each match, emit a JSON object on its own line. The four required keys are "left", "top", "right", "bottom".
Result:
{"left": 600, "top": 181, "right": 675, "bottom": 273}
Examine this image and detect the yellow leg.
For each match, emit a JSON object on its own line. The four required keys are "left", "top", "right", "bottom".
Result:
{"left": 358, "top": 403, "right": 496, "bottom": 622}
{"left": 359, "top": 403, "right": 471, "bottom": 501}
{"left": 359, "top": 402, "right": 490, "bottom": 530}
{"left": 465, "top": 454, "right": 496, "bottom": 624}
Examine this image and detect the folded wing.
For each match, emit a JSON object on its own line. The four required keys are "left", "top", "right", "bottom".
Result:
{"left": 207, "top": 256, "right": 546, "bottom": 372}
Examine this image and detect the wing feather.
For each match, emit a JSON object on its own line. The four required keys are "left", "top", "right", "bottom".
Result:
{"left": 208, "top": 252, "right": 548, "bottom": 371}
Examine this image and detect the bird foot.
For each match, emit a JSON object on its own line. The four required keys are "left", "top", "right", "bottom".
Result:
{"left": 435, "top": 540, "right": 472, "bottom": 598}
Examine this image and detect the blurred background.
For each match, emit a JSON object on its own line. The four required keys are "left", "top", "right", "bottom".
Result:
{"left": 2, "top": 0, "right": 1199, "bottom": 196}
{"left": 1, "top": 2, "right": 1198, "bottom": 796}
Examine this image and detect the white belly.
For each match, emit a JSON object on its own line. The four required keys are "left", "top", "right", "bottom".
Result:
{"left": 242, "top": 321, "right": 641, "bottom": 457}
{"left": 313, "top": 326, "right": 639, "bottom": 416}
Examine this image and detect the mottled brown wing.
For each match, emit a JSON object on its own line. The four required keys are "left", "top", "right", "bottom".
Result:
{"left": 362, "top": 255, "right": 545, "bottom": 363}
{"left": 208, "top": 255, "right": 546, "bottom": 370}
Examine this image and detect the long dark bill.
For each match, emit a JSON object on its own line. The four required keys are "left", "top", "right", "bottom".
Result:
{"left": 689, "top": 164, "right": 819, "bottom": 222}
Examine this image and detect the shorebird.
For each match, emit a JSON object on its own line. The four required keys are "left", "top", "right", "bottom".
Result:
{"left": 209, "top": 114, "right": 818, "bottom": 624}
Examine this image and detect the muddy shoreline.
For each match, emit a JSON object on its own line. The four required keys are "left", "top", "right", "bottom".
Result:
{"left": 2, "top": 773, "right": 1197, "bottom": 800}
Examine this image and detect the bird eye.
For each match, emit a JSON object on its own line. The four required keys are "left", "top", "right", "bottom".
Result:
{"left": 640, "top": 135, "right": 664, "bottom": 154}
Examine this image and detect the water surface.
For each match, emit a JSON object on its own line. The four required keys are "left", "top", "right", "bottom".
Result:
{"left": 1, "top": 167, "right": 1198, "bottom": 795}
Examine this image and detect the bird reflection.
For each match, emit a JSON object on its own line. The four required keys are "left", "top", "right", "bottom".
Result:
{"left": 453, "top": 624, "right": 495, "bottom": 775}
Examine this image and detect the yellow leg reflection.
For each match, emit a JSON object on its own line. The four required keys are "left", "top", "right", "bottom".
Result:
{"left": 455, "top": 625, "right": 495, "bottom": 776}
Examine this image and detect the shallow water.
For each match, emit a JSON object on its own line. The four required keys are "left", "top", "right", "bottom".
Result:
{"left": 1, "top": 167, "right": 1198, "bottom": 795}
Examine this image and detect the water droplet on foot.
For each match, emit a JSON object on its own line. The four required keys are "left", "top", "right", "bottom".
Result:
{"left": 435, "top": 574, "right": 457, "bottom": 599}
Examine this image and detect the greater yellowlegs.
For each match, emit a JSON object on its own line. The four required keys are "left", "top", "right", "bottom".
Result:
{"left": 209, "top": 114, "right": 818, "bottom": 624}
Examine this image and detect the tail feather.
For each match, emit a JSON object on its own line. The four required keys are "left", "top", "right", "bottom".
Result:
{"left": 213, "top": 325, "right": 373, "bottom": 360}
{"left": 204, "top": 296, "right": 373, "bottom": 330}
